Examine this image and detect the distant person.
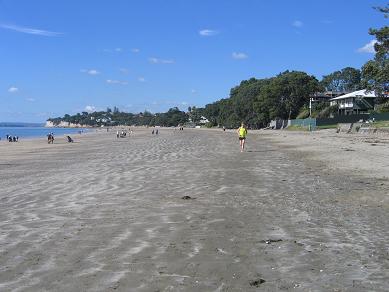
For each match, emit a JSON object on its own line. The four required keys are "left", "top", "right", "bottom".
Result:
{"left": 12, "top": 136, "right": 16, "bottom": 142}
{"left": 47, "top": 133, "right": 54, "bottom": 144}
{"left": 116, "top": 130, "right": 119, "bottom": 138}
{"left": 6, "top": 134, "right": 9, "bottom": 140}
{"left": 8, "top": 136, "right": 12, "bottom": 142}
{"left": 237, "top": 123, "right": 248, "bottom": 152}
{"left": 156, "top": 129, "right": 159, "bottom": 135}
{"left": 67, "top": 135, "right": 74, "bottom": 143}
{"left": 223, "top": 126, "right": 226, "bottom": 132}
{"left": 152, "top": 129, "right": 154, "bottom": 135}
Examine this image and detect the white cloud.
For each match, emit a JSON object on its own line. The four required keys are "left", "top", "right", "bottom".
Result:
{"left": 358, "top": 40, "right": 377, "bottom": 54}
{"left": 106, "top": 79, "right": 128, "bottom": 85}
{"left": 106, "top": 79, "right": 119, "bottom": 84}
{"left": 232, "top": 52, "right": 248, "bottom": 59}
{"left": 85, "top": 105, "right": 96, "bottom": 113}
{"left": 26, "top": 97, "right": 35, "bottom": 102}
{"left": 131, "top": 48, "right": 140, "bottom": 53}
{"left": 138, "top": 77, "right": 146, "bottom": 82}
{"left": 199, "top": 29, "right": 219, "bottom": 36}
{"left": 292, "top": 20, "right": 303, "bottom": 28}
{"left": 119, "top": 68, "right": 129, "bottom": 74}
{"left": 115, "top": 48, "right": 123, "bottom": 52}
{"left": 149, "top": 57, "right": 175, "bottom": 64}
{"left": 181, "top": 101, "right": 188, "bottom": 106}
{"left": 8, "top": 86, "right": 18, "bottom": 93}
{"left": 191, "top": 89, "right": 197, "bottom": 94}
{"left": 0, "top": 23, "right": 62, "bottom": 36}
{"left": 81, "top": 69, "right": 100, "bottom": 75}
{"left": 88, "top": 70, "right": 100, "bottom": 75}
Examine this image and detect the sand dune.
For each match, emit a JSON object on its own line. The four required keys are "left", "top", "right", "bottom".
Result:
{"left": 0, "top": 128, "right": 388, "bottom": 291}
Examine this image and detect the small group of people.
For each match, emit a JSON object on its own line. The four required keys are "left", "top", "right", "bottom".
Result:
{"left": 116, "top": 130, "right": 128, "bottom": 138}
{"left": 47, "top": 133, "right": 54, "bottom": 144}
{"left": 6, "top": 134, "right": 19, "bottom": 142}
{"left": 151, "top": 129, "right": 159, "bottom": 135}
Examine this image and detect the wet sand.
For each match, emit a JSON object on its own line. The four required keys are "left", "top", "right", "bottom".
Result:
{"left": 0, "top": 129, "right": 389, "bottom": 291}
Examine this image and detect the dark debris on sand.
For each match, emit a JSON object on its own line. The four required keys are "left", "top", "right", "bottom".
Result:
{"left": 181, "top": 195, "right": 195, "bottom": 200}
{"left": 261, "top": 239, "right": 283, "bottom": 244}
{"left": 249, "top": 278, "right": 266, "bottom": 287}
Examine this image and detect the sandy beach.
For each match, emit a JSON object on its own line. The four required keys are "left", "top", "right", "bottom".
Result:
{"left": 1, "top": 128, "right": 389, "bottom": 291}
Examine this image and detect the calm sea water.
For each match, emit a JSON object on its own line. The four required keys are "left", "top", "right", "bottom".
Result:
{"left": 0, "top": 127, "right": 89, "bottom": 140}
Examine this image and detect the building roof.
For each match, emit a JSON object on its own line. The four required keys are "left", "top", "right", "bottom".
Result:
{"left": 330, "top": 89, "right": 376, "bottom": 101}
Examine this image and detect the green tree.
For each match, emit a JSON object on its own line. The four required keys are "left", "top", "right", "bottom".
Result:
{"left": 203, "top": 102, "right": 220, "bottom": 127}
{"left": 255, "top": 71, "right": 320, "bottom": 121}
{"left": 321, "top": 70, "right": 342, "bottom": 91}
{"left": 189, "top": 106, "right": 202, "bottom": 124}
{"left": 362, "top": 4, "right": 389, "bottom": 104}
{"left": 321, "top": 67, "right": 361, "bottom": 92}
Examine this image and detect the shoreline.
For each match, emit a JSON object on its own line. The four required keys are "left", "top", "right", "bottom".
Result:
{"left": 0, "top": 126, "right": 93, "bottom": 141}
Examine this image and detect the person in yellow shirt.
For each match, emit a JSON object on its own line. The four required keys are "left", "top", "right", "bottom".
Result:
{"left": 237, "top": 122, "right": 248, "bottom": 152}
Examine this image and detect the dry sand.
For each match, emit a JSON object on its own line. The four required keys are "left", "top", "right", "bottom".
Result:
{"left": 0, "top": 128, "right": 389, "bottom": 291}
{"left": 263, "top": 129, "right": 389, "bottom": 179}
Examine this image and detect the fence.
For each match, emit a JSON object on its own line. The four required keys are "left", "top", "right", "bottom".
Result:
{"left": 289, "top": 118, "right": 316, "bottom": 129}
{"left": 370, "top": 112, "right": 389, "bottom": 121}
{"left": 316, "top": 114, "right": 368, "bottom": 126}
{"left": 289, "top": 113, "right": 389, "bottom": 128}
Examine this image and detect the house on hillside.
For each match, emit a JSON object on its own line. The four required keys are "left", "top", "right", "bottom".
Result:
{"left": 310, "top": 90, "right": 350, "bottom": 102}
{"left": 329, "top": 89, "right": 376, "bottom": 115}
{"left": 199, "top": 116, "right": 209, "bottom": 125}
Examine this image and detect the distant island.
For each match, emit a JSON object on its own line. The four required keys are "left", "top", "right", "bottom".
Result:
{"left": 46, "top": 107, "right": 191, "bottom": 128}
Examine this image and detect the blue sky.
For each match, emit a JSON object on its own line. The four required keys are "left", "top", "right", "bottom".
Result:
{"left": 0, "top": 0, "right": 387, "bottom": 122}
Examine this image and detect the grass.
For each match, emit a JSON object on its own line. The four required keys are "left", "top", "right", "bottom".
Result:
{"left": 287, "top": 124, "right": 338, "bottom": 131}
{"left": 369, "top": 120, "right": 389, "bottom": 128}
{"left": 286, "top": 125, "right": 309, "bottom": 131}
{"left": 315, "top": 124, "right": 338, "bottom": 129}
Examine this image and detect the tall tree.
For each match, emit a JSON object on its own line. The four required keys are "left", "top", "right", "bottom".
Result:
{"left": 255, "top": 71, "right": 320, "bottom": 121}
{"left": 321, "top": 67, "right": 361, "bottom": 92}
{"left": 362, "top": 4, "right": 389, "bottom": 103}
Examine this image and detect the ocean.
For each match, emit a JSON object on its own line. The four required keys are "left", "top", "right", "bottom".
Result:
{"left": 0, "top": 127, "right": 89, "bottom": 140}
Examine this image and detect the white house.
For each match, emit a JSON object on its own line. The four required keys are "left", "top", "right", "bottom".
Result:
{"left": 199, "top": 116, "right": 209, "bottom": 124}
{"left": 329, "top": 89, "right": 376, "bottom": 115}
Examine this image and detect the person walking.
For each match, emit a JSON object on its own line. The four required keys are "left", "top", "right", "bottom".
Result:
{"left": 237, "top": 123, "right": 248, "bottom": 152}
